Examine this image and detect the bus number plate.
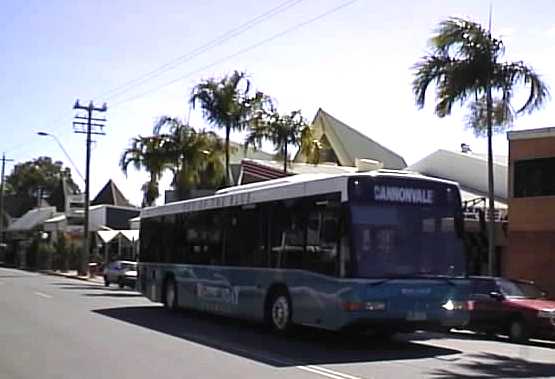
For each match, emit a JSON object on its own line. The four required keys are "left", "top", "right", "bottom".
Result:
{"left": 406, "top": 311, "right": 427, "bottom": 321}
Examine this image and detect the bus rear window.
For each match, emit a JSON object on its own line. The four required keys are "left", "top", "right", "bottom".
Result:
{"left": 350, "top": 205, "right": 464, "bottom": 278}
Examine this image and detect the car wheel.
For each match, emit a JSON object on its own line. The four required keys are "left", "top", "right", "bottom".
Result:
{"left": 164, "top": 278, "right": 178, "bottom": 310}
{"left": 508, "top": 319, "right": 529, "bottom": 343}
{"left": 118, "top": 277, "right": 125, "bottom": 289}
{"left": 267, "top": 291, "right": 292, "bottom": 333}
{"left": 104, "top": 276, "right": 109, "bottom": 287}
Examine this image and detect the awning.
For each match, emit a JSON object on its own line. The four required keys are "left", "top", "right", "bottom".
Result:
{"left": 96, "top": 230, "right": 139, "bottom": 244}
{"left": 120, "top": 230, "right": 139, "bottom": 242}
{"left": 97, "top": 230, "right": 120, "bottom": 244}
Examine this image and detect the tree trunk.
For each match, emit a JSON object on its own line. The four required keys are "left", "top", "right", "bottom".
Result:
{"left": 283, "top": 143, "right": 288, "bottom": 174}
{"left": 486, "top": 81, "right": 496, "bottom": 276}
{"left": 225, "top": 126, "right": 231, "bottom": 186}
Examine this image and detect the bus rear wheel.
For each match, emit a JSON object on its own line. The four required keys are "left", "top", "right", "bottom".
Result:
{"left": 164, "top": 278, "right": 178, "bottom": 311}
{"left": 267, "top": 291, "right": 292, "bottom": 333}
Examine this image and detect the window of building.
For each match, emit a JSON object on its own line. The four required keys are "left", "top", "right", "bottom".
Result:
{"left": 514, "top": 157, "right": 555, "bottom": 197}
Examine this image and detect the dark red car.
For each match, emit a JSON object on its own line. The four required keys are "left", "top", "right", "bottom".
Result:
{"left": 467, "top": 276, "right": 555, "bottom": 342}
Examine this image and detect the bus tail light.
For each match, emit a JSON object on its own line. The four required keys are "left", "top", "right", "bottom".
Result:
{"left": 342, "top": 302, "right": 364, "bottom": 312}
{"left": 342, "top": 301, "right": 386, "bottom": 312}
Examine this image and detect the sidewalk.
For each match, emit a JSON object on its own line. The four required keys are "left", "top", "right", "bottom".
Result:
{"left": 42, "top": 269, "right": 105, "bottom": 285}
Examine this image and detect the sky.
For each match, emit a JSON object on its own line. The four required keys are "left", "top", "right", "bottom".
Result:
{"left": 1, "top": 0, "right": 554, "bottom": 206}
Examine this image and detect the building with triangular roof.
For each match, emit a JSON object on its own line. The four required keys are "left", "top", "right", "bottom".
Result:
{"left": 92, "top": 179, "right": 132, "bottom": 207}
{"left": 238, "top": 109, "right": 406, "bottom": 184}
{"left": 294, "top": 109, "right": 406, "bottom": 169}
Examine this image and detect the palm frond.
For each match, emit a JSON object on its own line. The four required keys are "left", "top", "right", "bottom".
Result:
{"left": 465, "top": 97, "right": 514, "bottom": 137}
{"left": 494, "top": 61, "right": 550, "bottom": 114}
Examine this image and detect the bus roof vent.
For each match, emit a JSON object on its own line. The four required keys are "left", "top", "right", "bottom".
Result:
{"left": 355, "top": 158, "right": 383, "bottom": 172}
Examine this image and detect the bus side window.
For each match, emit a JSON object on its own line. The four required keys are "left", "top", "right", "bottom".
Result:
{"left": 205, "top": 210, "right": 223, "bottom": 266}
{"left": 306, "top": 209, "right": 339, "bottom": 276}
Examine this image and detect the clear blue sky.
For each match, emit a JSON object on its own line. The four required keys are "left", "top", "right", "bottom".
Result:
{"left": 2, "top": 0, "right": 554, "bottom": 205}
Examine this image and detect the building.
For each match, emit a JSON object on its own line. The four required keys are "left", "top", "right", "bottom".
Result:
{"left": 239, "top": 109, "right": 405, "bottom": 184}
{"left": 507, "top": 127, "right": 555, "bottom": 296}
{"left": 294, "top": 108, "right": 406, "bottom": 169}
{"left": 408, "top": 148, "right": 508, "bottom": 274}
{"left": 43, "top": 179, "right": 139, "bottom": 264}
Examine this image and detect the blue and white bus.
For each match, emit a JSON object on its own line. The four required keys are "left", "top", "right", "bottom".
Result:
{"left": 138, "top": 170, "right": 470, "bottom": 334}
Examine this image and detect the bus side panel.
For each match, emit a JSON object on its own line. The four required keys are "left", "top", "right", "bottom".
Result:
{"left": 286, "top": 271, "right": 347, "bottom": 330}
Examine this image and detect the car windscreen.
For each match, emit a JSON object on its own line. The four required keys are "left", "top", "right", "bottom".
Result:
{"left": 498, "top": 280, "right": 544, "bottom": 299}
{"left": 350, "top": 204, "right": 465, "bottom": 278}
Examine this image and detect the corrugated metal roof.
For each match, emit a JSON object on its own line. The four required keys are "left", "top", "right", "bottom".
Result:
{"left": 229, "top": 141, "right": 274, "bottom": 164}
{"left": 408, "top": 149, "right": 508, "bottom": 200}
{"left": 7, "top": 207, "right": 58, "bottom": 232}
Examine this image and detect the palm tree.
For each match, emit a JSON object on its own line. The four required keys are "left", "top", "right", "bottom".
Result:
{"left": 120, "top": 136, "right": 166, "bottom": 207}
{"left": 153, "top": 116, "right": 225, "bottom": 199}
{"left": 190, "top": 71, "right": 266, "bottom": 186}
{"left": 412, "top": 17, "right": 549, "bottom": 275}
{"left": 246, "top": 109, "right": 317, "bottom": 174}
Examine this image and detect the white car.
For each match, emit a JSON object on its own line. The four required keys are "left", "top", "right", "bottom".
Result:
{"left": 103, "top": 260, "right": 137, "bottom": 289}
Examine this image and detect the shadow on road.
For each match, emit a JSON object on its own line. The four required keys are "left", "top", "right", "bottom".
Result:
{"left": 429, "top": 352, "right": 555, "bottom": 378}
{"left": 55, "top": 285, "right": 112, "bottom": 291}
{"left": 94, "top": 306, "right": 461, "bottom": 367}
{"left": 439, "top": 330, "right": 555, "bottom": 350}
{"left": 85, "top": 293, "right": 143, "bottom": 298}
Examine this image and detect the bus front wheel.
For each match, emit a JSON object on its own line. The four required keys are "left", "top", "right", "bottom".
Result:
{"left": 267, "top": 291, "right": 292, "bottom": 333}
{"left": 164, "top": 277, "right": 178, "bottom": 311}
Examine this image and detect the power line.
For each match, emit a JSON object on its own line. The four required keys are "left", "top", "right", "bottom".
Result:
{"left": 111, "top": 0, "right": 359, "bottom": 108}
{"left": 101, "top": 0, "right": 306, "bottom": 102}
{"left": 4, "top": 0, "right": 307, "bottom": 156}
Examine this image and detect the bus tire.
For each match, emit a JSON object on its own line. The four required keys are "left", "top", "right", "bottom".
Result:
{"left": 266, "top": 289, "right": 292, "bottom": 333}
{"left": 163, "top": 277, "right": 178, "bottom": 311}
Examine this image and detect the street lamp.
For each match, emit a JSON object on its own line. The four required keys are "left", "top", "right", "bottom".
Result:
{"left": 37, "top": 132, "right": 85, "bottom": 183}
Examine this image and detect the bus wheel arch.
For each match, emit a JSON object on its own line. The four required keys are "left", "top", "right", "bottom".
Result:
{"left": 264, "top": 284, "right": 292, "bottom": 333}
{"left": 163, "top": 274, "right": 178, "bottom": 310}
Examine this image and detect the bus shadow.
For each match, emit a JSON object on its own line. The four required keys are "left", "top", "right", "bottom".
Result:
{"left": 93, "top": 306, "right": 461, "bottom": 367}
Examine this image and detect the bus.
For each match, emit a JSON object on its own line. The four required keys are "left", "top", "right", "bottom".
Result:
{"left": 138, "top": 170, "right": 470, "bottom": 334}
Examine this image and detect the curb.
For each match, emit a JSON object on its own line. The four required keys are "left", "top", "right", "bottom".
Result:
{"left": 40, "top": 270, "right": 103, "bottom": 284}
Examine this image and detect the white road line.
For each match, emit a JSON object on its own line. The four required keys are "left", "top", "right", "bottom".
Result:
{"left": 179, "top": 331, "right": 364, "bottom": 379}
{"left": 297, "top": 365, "right": 364, "bottom": 379}
{"left": 304, "top": 365, "right": 364, "bottom": 379}
{"left": 34, "top": 291, "right": 52, "bottom": 299}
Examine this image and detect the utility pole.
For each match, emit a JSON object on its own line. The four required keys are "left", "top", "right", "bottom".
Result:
{"left": 0, "top": 153, "right": 14, "bottom": 247}
{"left": 73, "top": 100, "right": 107, "bottom": 276}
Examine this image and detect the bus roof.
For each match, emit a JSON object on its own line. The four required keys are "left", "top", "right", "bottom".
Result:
{"left": 140, "top": 170, "right": 458, "bottom": 219}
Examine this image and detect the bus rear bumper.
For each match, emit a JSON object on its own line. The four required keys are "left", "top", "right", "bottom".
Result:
{"left": 341, "top": 312, "right": 469, "bottom": 333}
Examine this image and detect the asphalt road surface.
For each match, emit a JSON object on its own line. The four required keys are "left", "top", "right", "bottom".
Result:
{"left": 1, "top": 267, "right": 554, "bottom": 379}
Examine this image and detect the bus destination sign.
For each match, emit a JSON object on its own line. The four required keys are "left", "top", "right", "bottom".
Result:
{"left": 374, "top": 185, "right": 434, "bottom": 205}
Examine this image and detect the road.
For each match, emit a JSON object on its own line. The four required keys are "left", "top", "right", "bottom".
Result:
{"left": 1, "top": 267, "right": 554, "bottom": 379}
